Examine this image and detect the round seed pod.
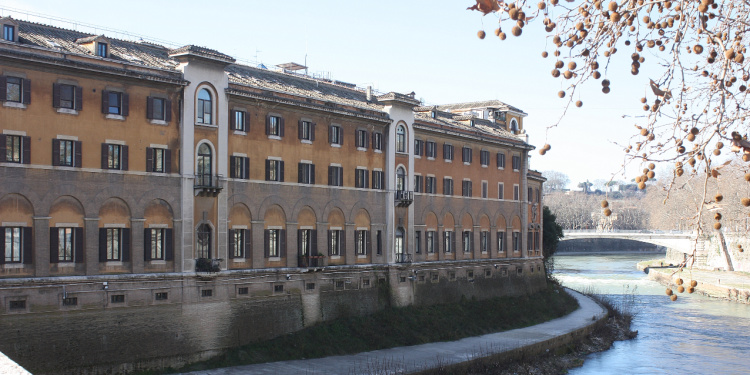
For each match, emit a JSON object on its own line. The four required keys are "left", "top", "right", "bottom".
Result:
{"left": 512, "top": 26, "right": 522, "bottom": 37}
{"left": 688, "top": 287, "right": 695, "bottom": 293}
{"left": 638, "top": 182, "right": 646, "bottom": 189}
{"left": 576, "top": 100, "right": 583, "bottom": 107}
{"left": 563, "top": 70, "right": 573, "bottom": 79}
{"left": 678, "top": 285, "right": 685, "bottom": 293}
{"left": 477, "top": 30, "right": 486, "bottom": 39}
{"left": 601, "top": 200, "right": 609, "bottom": 208}
{"left": 746, "top": 173, "right": 750, "bottom": 181}
{"left": 640, "top": 129, "right": 649, "bottom": 136}
{"left": 687, "top": 133, "right": 696, "bottom": 142}
{"left": 741, "top": 197, "right": 750, "bottom": 207}
{"left": 676, "top": 168, "right": 684, "bottom": 176}
{"left": 538, "top": 1, "right": 546, "bottom": 10}
{"left": 677, "top": 146, "right": 686, "bottom": 153}
{"left": 551, "top": 69, "right": 560, "bottom": 77}
{"left": 743, "top": 154, "right": 750, "bottom": 162}
{"left": 499, "top": 32, "right": 507, "bottom": 40}
{"left": 568, "top": 61, "right": 577, "bottom": 70}
{"left": 593, "top": 71, "right": 601, "bottom": 79}
{"left": 558, "top": 90, "right": 566, "bottom": 98}
{"left": 602, "top": 79, "right": 611, "bottom": 87}
{"left": 649, "top": 163, "right": 656, "bottom": 170}
{"left": 640, "top": 97, "right": 647, "bottom": 103}
{"left": 604, "top": 208, "right": 612, "bottom": 216}
{"left": 542, "top": 51, "right": 548, "bottom": 58}
{"left": 666, "top": 288, "right": 673, "bottom": 296}
{"left": 676, "top": 278, "right": 683, "bottom": 285}
{"left": 555, "top": 60, "right": 564, "bottom": 69}
{"left": 690, "top": 127, "right": 699, "bottom": 135}
{"left": 714, "top": 222, "right": 722, "bottom": 230}
{"left": 544, "top": 144, "right": 551, "bottom": 151}
{"left": 694, "top": 44, "right": 704, "bottom": 54}
{"left": 716, "top": 142, "right": 724, "bottom": 149}
{"left": 714, "top": 212, "right": 722, "bottom": 221}
{"left": 715, "top": 194, "right": 723, "bottom": 202}
{"left": 670, "top": 294, "right": 678, "bottom": 301}
{"left": 647, "top": 171, "right": 655, "bottom": 179}
{"left": 690, "top": 280, "right": 698, "bottom": 288}
{"left": 713, "top": 149, "right": 721, "bottom": 156}
{"left": 602, "top": 86, "right": 611, "bottom": 94}
{"left": 610, "top": 12, "right": 621, "bottom": 22}
{"left": 608, "top": 1, "right": 618, "bottom": 11}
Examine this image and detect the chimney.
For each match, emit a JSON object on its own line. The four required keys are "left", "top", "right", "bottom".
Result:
{"left": 366, "top": 86, "right": 372, "bottom": 101}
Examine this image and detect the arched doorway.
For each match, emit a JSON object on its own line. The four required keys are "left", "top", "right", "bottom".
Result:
{"left": 395, "top": 226, "right": 405, "bottom": 262}
{"left": 196, "top": 223, "right": 212, "bottom": 259}
{"left": 197, "top": 143, "right": 212, "bottom": 186}
{"left": 396, "top": 167, "right": 406, "bottom": 191}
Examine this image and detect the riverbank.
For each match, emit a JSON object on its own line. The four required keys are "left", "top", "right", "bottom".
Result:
{"left": 638, "top": 259, "right": 750, "bottom": 304}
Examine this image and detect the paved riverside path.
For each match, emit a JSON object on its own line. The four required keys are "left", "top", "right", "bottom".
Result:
{"left": 179, "top": 289, "right": 606, "bottom": 375}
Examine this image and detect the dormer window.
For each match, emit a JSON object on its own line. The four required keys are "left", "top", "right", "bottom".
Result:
{"left": 494, "top": 111, "right": 506, "bottom": 121}
{"left": 510, "top": 118, "right": 519, "bottom": 133}
{"left": 470, "top": 119, "right": 475, "bottom": 127}
{"left": 431, "top": 111, "right": 436, "bottom": 119}
{"left": 97, "top": 42, "right": 108, "bottom": 58}
{"left": 3, "top": 25, "right": 14, "bottom": 41}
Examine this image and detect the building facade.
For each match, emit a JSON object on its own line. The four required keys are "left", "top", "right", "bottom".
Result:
{"left": 0, "top": 17, "right": 545, "bottom": 374}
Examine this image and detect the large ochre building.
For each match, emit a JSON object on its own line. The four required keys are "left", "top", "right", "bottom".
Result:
{"left": 0, "top": 17, "right": 545, "bottom": 374}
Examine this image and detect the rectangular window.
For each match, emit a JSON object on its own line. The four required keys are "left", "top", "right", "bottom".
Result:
{"left": 497, "top": 232, "right": 505, "bottom": 252}
{"left": 443, "top": 144, "right": 454, "bottom": 161}
{"left": 482, "top": 181, "right": 488, "bottom": 198}
{"left": 267, "top": 116, "right": 282, "bottom": 136}
{"left": 110, "top": 295, "right": 125, "bottom": 304}
{"left": 299, "top": 120, "right": 314, "bottom": 141}
{"left": 266, "top": 229, "right": 281, "bottom": 257}
{"left": 512, "top": 155, "right": 521, "bottom": 171}
{"left": 329, "top": 230, "right": 342, "bottom": 256}
{"left": 372, "top": 170, "right": 384, "bottom": 189}
{"left": 230, "top": 156, "right": 249, "bottom": 179}
{"left": 534, "top": 232, "right": 540, "bottom": 251}
{"left": 147, "top": 97, "right": 171, "bottom": 122}
{"left": 105, "top": 228, "right": 122, "bottom": 261}
{"left": 498, "top": 183, "right": 504, "bottom": 199}
{"left": 415, "top": 231, "right": 421, "bottom": 254}
{"left": 480, "top": 150, "right": 490, "bottom": 166}
{"left": 5, "top": 76, "right": 23, "bottom": 103}
{"left": 512, "top": 232, "right": 520, "bottom": 252}
{"left": 528, "top": 232, "right": 533, "bottom": 251}
{"left": 232, "top": 110, "right": 248, "bottom": 132}
{"left": 426, "top": 176, "right": 437, "bottom": 194}
{"left": 298, "top": 229, "right": 312, "bottom": 256}
{"left": 414, "top": 175, "right": 423, "bottom": 193}
{"left": 443, "top": 178, "right": 453, "bottom": 195}
{"left": 462, "top": 180, "right": 472, "bottom": 197}
{"left": 3, "top": 135, "right": 23, "bottom": 163}
{"left": 3, "top": 25, "right": 14, "bottom": 41}
{"left": 57, "top": 140, "right": 75, "bottom": 167}
{"left": 298, "top": 162, "right": 315, "bottom": 184}
{"left": 426, "top": 141, "right": 437, "bottom": 158}
{"left": 462, "top": 147, "right": 472, "bottom": 164}
{"left": 3, "top": 227, "right": 22, "bottom": 263}
{"left": 231, "top": 229, "right": 245, "bottom": 258}
{"left": 373, "top": 132, "right": 383, "bottom": 151}
{"left": 497, "top": 152, "right": 506, "bottom": 169}
{"left": 463, "top": 231, "right": 472, "bottom": 253}
{"left": 238, "top": 287, "right": 249, "bottom": 295}
{"left": 9, "top": 300, "right": 25, "bottom": 310}
{"left": 426, "top": 231, "right": 435, "bottom": 253}
{"left": 149, "top": 228, "right": 165, "bottom": 260}
{"left": 377, "top": 230, "right": 382, "bottom": 255}
{"left": 62, "top": 297, "right": 78, "bottom": 306}
{"left": 201, "top": 289, "right": 213, "bottom": 297}
{"left": 97, "top": 42, "right": 108, "bottom": 57}
{"left": 102, "top": 144, "right": 128, "bottom": 170}
{"left": 328, "top": 166, "right": 343, "bottom": 186}
{"left": 443, "top": 231, "right": 453, "bottom": 253}
{"left": 57, "top": 227, "right": 75, "bottom": 262}
{"left": 59, "top": 84, "right": 76, "bottom": 109}
{"left": 329, "top": 125, "right": 343, "bottom": 145}
{"left": 147, "top": 148, "right": 170, "bottom": 173}
{"left": 355, "top": 230, "right": 369, "bottom": 255}
{"left": 356, "top": 129, "right": 368, "bottom": 149}
{"left": 155, "top": 292, "right": 168, "bottom": 300}
{"left": 105, "top": 91, "right": 123, "bottom": 115}
{"left": 266, "top": 159, "right": 285, "bottom": 182}
{"left": 414, "top": 139, "right": 423, "bottom": 156}
{"left": 528, "top": 187, "right": 533, "bottom": 202}
{"left": 481, "top": 231, "right": 489, "bottom": 253}
{"left": 355, "top": 168, "right": 369, "bottom": 188}
{"left": 514, "top": 185, "right": 520, "bottom": 201}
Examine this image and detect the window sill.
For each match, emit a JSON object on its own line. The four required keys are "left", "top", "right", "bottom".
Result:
{"left": 396, "top": 151, "right": 408, "bottom": 155}
{"left": 357, "top": 255, "right": 367, "bottom": 259}
{"left": 149, "top": 260, "right": 166, "bottom": 265}
{"left": 268, "top": 135, "right": 282, "bottom": 141}
{"left": 150, "top": 119, "right": 168, "bottom": 126}
{"left": 330, "top": 255, "right": 341, "bottom": 260}
{"left": 331, "top": 143, "right": 341, "bottom": 148}
{"left": 56, "top": 108, "right": 78, "bottom": 116}
{"left": 444, "top": 159, "right": 452, "bottom": 163}
{"left": 2, "top": 263, "right": 24, "bottom": 269}
{"left": 498, "top": 167, "right": 505, "bottom": 170}
{"left": 374, "top": 149, "right": 382, "bottom": 154}
{"left": 427, "top": 157, "right": 435, "bottom": 161}
{"left": 464, "top": 162, "right": 471, "bottom": 166}
{"left": 268, "top": 257, "right": 281, "bottom": 261}
{"left": 56, "top": 262, "right": 76, "bottom": 267}
{"left": 357, "top": 147, "right": 367, "bottom": 152}
{"left": 301, "top": 139, "right": 312, "bottom": 144}
{"left": 233, "top": 130, "right": 247, "bottom": 136}
{"left": 513, "top": 169, "right": 520, "bottom": 172}
{"left": 232, "top": 258, "right": 246, "bottom": 263}
{"left": 481, "top": 165, "right": 488, "bottom": 168}
{"left": 105, "top": 261, "right": 124, "bottom": 266}
{"left": 3, "top": 101, "right": 26, "bottom": 109}
{"left": 105, "top": 114, "right": 126, "bottom": 121}
{"left": 196, "top": 123, "right": 218, "bottom": 129}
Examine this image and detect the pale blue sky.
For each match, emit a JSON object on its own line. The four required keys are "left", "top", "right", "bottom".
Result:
{"left": 3, "top": 1, "right": 658, "bottom": 187}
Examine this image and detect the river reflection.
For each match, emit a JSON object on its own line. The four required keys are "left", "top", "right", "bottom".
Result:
{"left": 553, "top": 254, "right": 750, "bottom": 375}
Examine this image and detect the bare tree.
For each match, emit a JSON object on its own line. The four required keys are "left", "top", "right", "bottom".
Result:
{"left": 542, "top": 170, "right": 571, "bottom": 192}
{"left": 469, "top": 0, "right": 750, "bottom": 285}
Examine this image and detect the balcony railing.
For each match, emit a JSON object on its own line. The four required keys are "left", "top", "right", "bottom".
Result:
{"left": 395, "top": 253, "right": 412, "bottom": 264}
{"left": 194, "top": 174, "right": 223, "bottom": 196}
{"left": 195, "top": 258, "right": 222, "bottom": 272}
{"left": 395, "top": 190, "right": 414, "bottom": 207}
{"left": 298, "top": 255, "right": 326, "bottom": 268}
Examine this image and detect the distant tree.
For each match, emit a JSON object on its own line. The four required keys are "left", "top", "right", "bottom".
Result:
{"left": 542, "top": 205, "right": 565, "bottom": 276}
{"left": 577, "top": 180, "right": 593, "bottom": 194}
{"left": 542, "top": 170, "right": 570, "bottom": 193}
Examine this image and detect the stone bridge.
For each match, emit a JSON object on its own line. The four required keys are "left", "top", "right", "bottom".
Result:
{"left": 562, "top": 230, "right": 698, "bottom": 253}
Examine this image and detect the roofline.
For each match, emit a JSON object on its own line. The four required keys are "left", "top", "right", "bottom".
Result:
{"left": 414, "top": 121, "right": 533, "bottom": 150}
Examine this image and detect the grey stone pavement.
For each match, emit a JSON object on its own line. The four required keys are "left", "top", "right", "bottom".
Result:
{"left": 178, "top": 288, "right": 606, "bottom": 375}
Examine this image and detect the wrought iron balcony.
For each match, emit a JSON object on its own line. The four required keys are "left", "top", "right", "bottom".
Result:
{"left": 395, "top": 253, "right": 412, "bottom": 264}
{"left": 195, "top": 258, "right": 222, "bottom": 273}
{"left": 194, "top": 174, "right": 223, "bottom": 196}
{"left": 298, "top": 255, "right": 326, "bottom": 268}
{"left": 395, "top": 190, "right": 414, "bottom": 207}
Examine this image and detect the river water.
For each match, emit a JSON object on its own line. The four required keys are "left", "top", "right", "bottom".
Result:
{"left": 553, "top": 253, "right": 750, "bottom": 375}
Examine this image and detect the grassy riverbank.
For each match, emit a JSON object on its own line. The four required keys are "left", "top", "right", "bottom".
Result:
{"left": 144, "top": 282, "right": 578, "bottom": 374}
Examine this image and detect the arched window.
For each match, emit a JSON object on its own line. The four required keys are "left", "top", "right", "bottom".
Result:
{"left": 510, "top": 119, "right": 518, "bottom": 133}
{"left": 197, "top": 143, "right": 212, "bottom": 186}
{"left": 395, "top": 227, "right": 404, "bottom": 255}
{"left": 396, "top": 166, "right": 406, "bottom": 192}
{"left": 197, "top": 88, "right": 212, "bottom": 124}
{"left": 196, "top": 223, "right": 212, "bottom": 258}
{"left": 396, "top": 125, "right": 406, "bottom": 153}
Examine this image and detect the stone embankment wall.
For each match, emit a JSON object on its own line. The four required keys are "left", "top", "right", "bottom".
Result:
{"left": 664, "top": 234, "right": 750, "bottom": 272}
{"left": 644, "top": 267, "right": 750, "bottom": 304}
{"left": 0, "top": 259, "right": 545, "bottom": 375}
{"left": 557, "top": 238, "right": 663, "bottom": 253}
